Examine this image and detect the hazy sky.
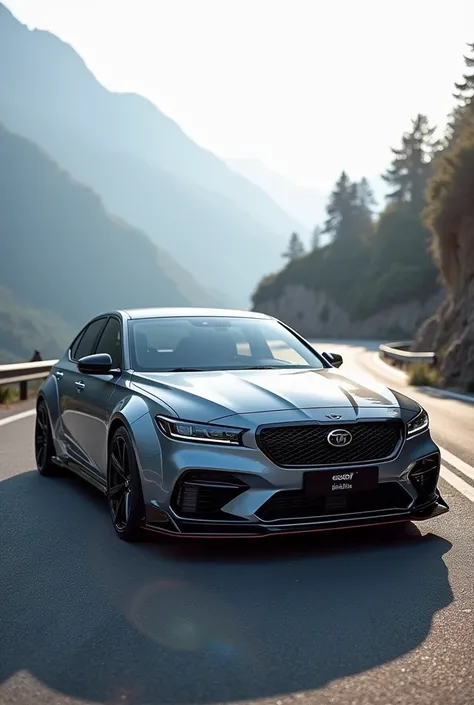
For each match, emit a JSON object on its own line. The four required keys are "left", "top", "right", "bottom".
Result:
{"left": 4, "top": 0, "right": 474, "bottom": 191}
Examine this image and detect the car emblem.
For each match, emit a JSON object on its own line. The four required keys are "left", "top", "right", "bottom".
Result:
{"left": 326, "top": 413, "right": 342, "bottom": 420}
{"left": 327, "top": 429, "right": 353, "bottom": 447}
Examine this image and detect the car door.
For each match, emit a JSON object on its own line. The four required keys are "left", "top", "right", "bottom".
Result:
{"left": 70, "top": 316, "right": 124, "bottom": 479}
{"left": 59, "top": 316, "right": 109, "bottom": 467}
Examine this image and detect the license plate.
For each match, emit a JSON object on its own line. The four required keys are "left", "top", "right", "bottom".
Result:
{"left": 304, "top": 466, "right": 379, "bottom": 496}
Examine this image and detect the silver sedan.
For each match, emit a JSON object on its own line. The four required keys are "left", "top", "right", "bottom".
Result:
{"left": 35, "top": 308, "right": 449, "bottom": 541}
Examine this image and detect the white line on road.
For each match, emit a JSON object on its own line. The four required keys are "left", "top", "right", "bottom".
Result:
{"left": 439, "top": 445, "right": 474, "bottom": 483}
{"left": 372, "top": 352, "right": 474, "bottom": 404}
{"left": 441, "top": 465, "right": 474, "bottom": 503}
{"left": 0, "top": 408, "right": 36, "bottom": 427}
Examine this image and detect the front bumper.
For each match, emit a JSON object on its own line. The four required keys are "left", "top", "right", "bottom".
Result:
{"left": 144, "top": 491, "right": 449, "bottom": 538}
{"left": 142, "top": 447, "right": 449, "bottom": 538}
{"left": 135, "top": 414, "right": 450, "bottom": 538}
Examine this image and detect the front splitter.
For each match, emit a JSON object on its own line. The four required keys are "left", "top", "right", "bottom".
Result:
{"left": 144, "top": 492, "right": 449, "bottom": 539}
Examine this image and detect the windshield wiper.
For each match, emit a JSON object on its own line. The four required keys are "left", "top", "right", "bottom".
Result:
{"left": 241, "top": 365, "right": 283, "bottom": 370}
{"left": 165, "top": 367, "right": 206, "bottom": 372}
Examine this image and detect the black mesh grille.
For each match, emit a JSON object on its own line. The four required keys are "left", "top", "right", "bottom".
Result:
{"left": 257, "top": 421, "right": 403, "bottom": 467}
{"left": 171, "top": 471, "right": 247, "bottom": 519}
{"left": 257, "top": 482, "right": 412, "bottom": 522}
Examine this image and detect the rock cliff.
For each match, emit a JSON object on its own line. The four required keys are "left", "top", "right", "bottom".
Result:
{"left": 414, "top": 119, "right": 474, "bottom": 390}
{"left": 414, "top": 216, "right": 474, "bottom": 388}
{"left": 256, "top": 285, "right": 443, "bottom": 340}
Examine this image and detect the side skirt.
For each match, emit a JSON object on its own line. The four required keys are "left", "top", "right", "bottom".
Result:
{"left": 52, "top": 455, "right": 107, "bottom": 493}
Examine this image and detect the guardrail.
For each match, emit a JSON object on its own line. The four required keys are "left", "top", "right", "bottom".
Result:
{"left": 379, "top": 341, "right": 437, "bottom": 368}
{"left": 0, "top": 359, "right": 58, "bottom": 400}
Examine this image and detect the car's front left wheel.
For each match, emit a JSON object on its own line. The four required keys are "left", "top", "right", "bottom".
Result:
{"left": 107, "top": 425, "right": 145, "bottom": 542}
{"left": 35, "top": 400, "right": 59, "bottom": 477}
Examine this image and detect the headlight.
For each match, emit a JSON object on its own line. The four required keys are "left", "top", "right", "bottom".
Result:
{"left": 407, "top": 408, "right": 429, "bottom": 437}
{"left": 156, "top": 415, "right": 246, "bottom": 445}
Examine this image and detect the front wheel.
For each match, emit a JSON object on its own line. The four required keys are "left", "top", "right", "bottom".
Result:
{"left": 35, "top": 400, "right": 59, "bottom": 476}
{"left": 107, "top": 426, "right": 145, "bottom": 542}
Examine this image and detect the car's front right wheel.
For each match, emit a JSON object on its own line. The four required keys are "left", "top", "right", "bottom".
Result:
{"left": 107, "top": 425, "right": 145, "bottom": 542}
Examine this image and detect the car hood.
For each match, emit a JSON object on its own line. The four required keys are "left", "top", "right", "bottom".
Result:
{"left": 131, "top": 367, "right": 405, "bottom": 424}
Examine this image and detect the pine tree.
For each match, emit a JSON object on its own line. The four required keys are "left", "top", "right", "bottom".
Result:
{"left": 311, "top": 225, "right": 322, "bottom": 250}
{"left": 323, "top": 171, "right": 353, "bottom": 241}
{"left": 446, "top": 42, "right": 474, "bottom": 144}
{"left": 282, "top": 232, "right": 305, "bottom": 261}
{"left": 356, "top": 177, "right": 376, "bottom": 213}
{"left": 352, "top": 177, "right": 375, "bottom": 242}
{"left": 453, "top": 42, "right": 474, "bottom": 105}
{"left": 382, "top": 114, "right": 440, "bottom": 210}
{"left": 324, "top": 172, "right": 373, "bottom": 246}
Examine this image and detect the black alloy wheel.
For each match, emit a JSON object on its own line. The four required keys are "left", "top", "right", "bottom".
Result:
{"left": 108, "top": 426, "right": 145, "bottom": 542}
{"left": 35, "top": 401, "right": 58, "bottom": 476}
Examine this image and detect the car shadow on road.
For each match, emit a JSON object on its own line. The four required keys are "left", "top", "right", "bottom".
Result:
{"left": 0, "top": 470, "right": 453, "bottom": 705}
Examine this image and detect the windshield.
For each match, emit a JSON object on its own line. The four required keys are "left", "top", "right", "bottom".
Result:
{"left": 128, "top": 316, "right": 326, "bottom": 372}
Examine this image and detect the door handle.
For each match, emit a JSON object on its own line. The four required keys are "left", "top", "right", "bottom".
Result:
{"left": 54, "top": 371, "right": 64, "bottom": 379}
{"left": 75, "top": 381, "right": 86, "bottom": 390}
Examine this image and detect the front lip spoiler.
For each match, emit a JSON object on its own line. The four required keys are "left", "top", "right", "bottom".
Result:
{"left": 144, "top": 492, "right": 449, "bottom": 539}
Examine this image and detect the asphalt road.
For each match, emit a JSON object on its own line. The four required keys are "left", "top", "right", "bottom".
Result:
{"left": 0, "top": 343, "right": 473, "bottom": 705}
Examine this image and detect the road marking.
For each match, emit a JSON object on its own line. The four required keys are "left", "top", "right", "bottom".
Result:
{"left": 439, "top": 445, "right": 474, "bottom": 483}
{"left": 418, "top": 386, "right": 474, "bottom": 404}
{"left": 441, "top": 465, "right": 474, "bottom": 503}
{"left": 0, "top": 409, "right": 36, "bottom": 427}
{"left": 373, "top": 352, "right": 474, "bottom": 404}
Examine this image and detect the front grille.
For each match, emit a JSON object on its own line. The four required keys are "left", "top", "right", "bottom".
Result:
{"left": 171, "top": 471, "right": 248, "bottom": 519}
{"left": 257, "top": 421, "right": 403, "bottom": 467}
{"left": 257, "top": 482, "right": 412, "bottom": 522}
{"left": 409, "top": 453, "right": 440, "bottom": 505}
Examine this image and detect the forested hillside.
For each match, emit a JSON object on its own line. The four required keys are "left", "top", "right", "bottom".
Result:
{"left": 252, "top": 115, "right": 442, "bottom": 338}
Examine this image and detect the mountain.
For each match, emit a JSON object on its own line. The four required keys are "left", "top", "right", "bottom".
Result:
{"left": 0, "top": 122, "right": 225, "bottom": 356}
{"left": 0, "top": 4, "right": 303, "bottom": 304}
{"left": 0, "top": 286, "right": 75, "bottom": 364}
{"left": 227, "top": 158, "right": 327, "bottom": 234}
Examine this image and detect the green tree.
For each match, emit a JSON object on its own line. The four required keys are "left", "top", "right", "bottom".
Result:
{"left": 323, "top": 171, "right": 352, "bottom": 241}
{"left": 311, "top": 225, "right": 322, "bottom": 250}
{"left": 324, "top": 172, "right": 373, "bottom": 246}
{"left": 446, "top": 42, "right": 474, "bottom": 144}
{"left": 282, "top": 232, "right": 305, "bottom": 261}
{"left": 382, "top": 114, "right": 440, "bottom": 211}
{"left": 352, "top": 177, "right": 376, "bottom": 242}
{"left": 356, "top": 177, "right": 376, "bottom": 213}
{"left": 424, "top": 122, "right": 474, "bottom": 283}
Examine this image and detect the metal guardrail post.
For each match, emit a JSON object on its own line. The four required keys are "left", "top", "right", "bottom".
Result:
{"left": 19, "top": 380, "right": 28, "bottom": 401}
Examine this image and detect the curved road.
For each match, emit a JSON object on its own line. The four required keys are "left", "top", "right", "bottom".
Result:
{"left": 0, "top": 342, "right": 473, "bottom": 705}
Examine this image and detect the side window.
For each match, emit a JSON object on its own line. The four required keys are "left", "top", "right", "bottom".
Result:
{"left": 70, "top": 329, "right": 87, "bottom": 360}
{"left": 73, "top": 318, "right": 108, "bottom": 361}
{"left": 95, "top": 317, "right": 122, "bottom": 369}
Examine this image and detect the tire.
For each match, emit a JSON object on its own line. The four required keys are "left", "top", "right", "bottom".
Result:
{"left": 107, "top": 425, "right": 145, "bottom": 542}
{"left": 35, "top": 400, "right": 59, "bottom": 477}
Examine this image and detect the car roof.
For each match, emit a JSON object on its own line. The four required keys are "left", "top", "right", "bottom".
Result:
{"left": 117, "top": 307, "right": 273, "bottom": 321}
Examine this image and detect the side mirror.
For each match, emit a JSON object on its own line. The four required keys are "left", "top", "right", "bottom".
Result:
{"left": 323, "top": 351, "right": 343, "bottom": 368}
{"left": 77, "top": 353, "right": 116, "bottom": 375}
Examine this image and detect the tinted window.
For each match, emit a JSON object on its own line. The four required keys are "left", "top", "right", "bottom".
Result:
{"left": 95, "top": 317, "right": 122, "bottom": 368}
{"left": 129, "top": 316, "right": 326, "bottom": 372}
{"left": 73, "top": 318, "right": 107, "bottom": 361}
